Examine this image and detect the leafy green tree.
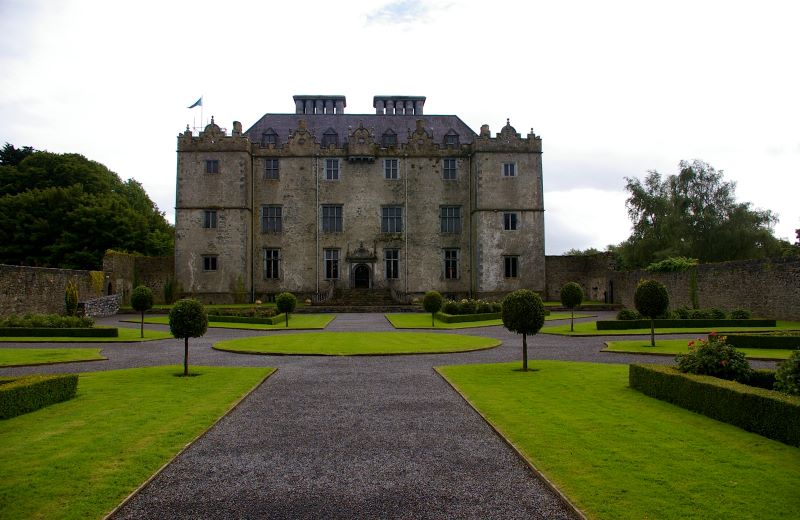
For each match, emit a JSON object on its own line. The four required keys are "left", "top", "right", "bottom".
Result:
{"left": 559, "top": 282, "right": 584, "bottom": 332}
{"left": 64, "top": 280, "right": 79, "bottom": 316}
{"left": 130, "top": 285, "right": 154, "bottom": 338}
{"left": 501, "top": 289, "right": 546, "bottom": 371}
{"left": 422, "top": 291, "right": 443, "bottom": 327}
{"left": 168, "top": 299, "right": 208, "bottom": 376}
{"left": 275, "top": 292, "right": 297, "bottom": 327}
{"left": 0, "top": 143, "right": 35, "bottom": 166}
{"left": 620, "top": 160, "right": 782, "bottom": 268}
{"left": 634, "top": 280, "right": 669, "bottom": 347}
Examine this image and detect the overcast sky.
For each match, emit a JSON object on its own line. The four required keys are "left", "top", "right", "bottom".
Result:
{"left": 2, "top": 0, "right": 798, "bottom": 254}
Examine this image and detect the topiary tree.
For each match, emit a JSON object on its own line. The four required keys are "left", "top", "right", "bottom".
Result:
{"left": 275, "top": 292, "right": 297, "bottom": 328}
{"left": 559, "top": 282, "right": 584, "bottom": 332}
{"left": 168, "top": 299, "right": 208, "bottom": 376}
{"left": 64, "top": 280, "right": 79, "bottom": 316}
{"left": 422, "top": 291, "right": 443, "bottom": 327}
{"left": 502, "top": 289, "right": 547, "bottom": 371}
{"left": 634, "top": 279, "right": 670, "bottom": 347}
{"left": 130, "top": 285, "right": 154, "bottom": 338}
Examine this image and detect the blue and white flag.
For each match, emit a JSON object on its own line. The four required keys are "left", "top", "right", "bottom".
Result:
{"left": 187, "top": 97, "right": 203, "bottom": 109}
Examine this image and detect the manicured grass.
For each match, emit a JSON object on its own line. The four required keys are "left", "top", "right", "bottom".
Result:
{"left": 0, "top": 365, "right": 273, "bottom": 520}
{"left": 437, "top": 361, "right": 800, "bottom": 520}
{"left": 130, "top": 314, "right": 334, "bottom": 330}
{"left": 0, "top": 348, "right": 105, "bottom": 367}
{"left": 386, "top": 312, "right": 592, "bottom": 329}
{"left": 0, "top": 327, "right": 173, "bottom": 343}
{"left": 604, "top": 339, "right": 796, "bottom": 360}
{"left": 214, "top": 331, "right": 500, "bottom": 356}
{"left": 541, "top": 320, "right": 800, "bottom": 336}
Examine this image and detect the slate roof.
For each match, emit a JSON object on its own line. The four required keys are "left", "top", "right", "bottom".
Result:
{"left": 244, "top": 114, "right": 477, "bottom": 147}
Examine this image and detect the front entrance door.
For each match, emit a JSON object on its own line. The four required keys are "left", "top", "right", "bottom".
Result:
{"left": 354, "top": 264, "right": 370, "bottom": 288}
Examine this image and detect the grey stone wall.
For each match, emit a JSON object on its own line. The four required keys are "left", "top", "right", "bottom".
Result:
{"left": 102, "top": 252, "right": 174, "bottom": 305}
{"left": 79, "top": 294, "right": 121, "bottom": 318}
{"left": 0, "top": 264, "right": 103, "bottom": 315}
{"left": 544, "top": 254, "right": 615, "bottom": 302}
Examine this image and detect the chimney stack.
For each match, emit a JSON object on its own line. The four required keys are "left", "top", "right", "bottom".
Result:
{"left": 292, "top": 95, "right": 347, "bottom": 115}
{"left": 373, "top": 96, "right": 426, "bottom": 115}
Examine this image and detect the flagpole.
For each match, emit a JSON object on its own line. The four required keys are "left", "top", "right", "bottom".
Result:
{"left": 201, "top": 95, "right": 204, "bottom": 129}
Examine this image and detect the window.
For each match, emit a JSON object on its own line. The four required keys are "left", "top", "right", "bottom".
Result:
{"left": 324, "top": 249, "right": 339, "bottom": 279}
{"left": 264, "top": 249, "right": 280, "bottom": 279}
{"left": 384, "top": 158, "right": 399, "bottom": 180}
{"left": 322, "top": 204, "right": 343, "bottom": 232}
{"left": 443, "top": 158, "right": 457, "bottom": 180}
{"left": 503, "top": 162, "right": 517, "bottom": 177}
{"left": 440, "top": 206, "right": 461, "bottom": 234}
{"left": 504, "top": 256, "right": 519, "bottom": 278}
{"left": 325, "top": 159, "right": 340, "bottom": 180}
{"left": 381, "top": 206, "right": 403, "bottom": 233}
{"left": 443, "top": 131, "right": 459, "bottom": 148}
{"left": 203, "top": 210, "right": 217, "bottom": 229}
{"left": 205, "top": 159, "right": 219, "bottom": 174}
{"left": 322, "top": 128, "right": 338, "bottom": 148}
{"left": 261, "top": 129, "right": 278, "bottom": 147}
{"left": 503, "top": 212, "right": 518, "bottom": 230}
{"left": 385, "top": 249, "right": 399, "bottom": 279}
{"left": 202, "top": 255, "right": 217, "bottom": 271}
{"left": 382, "top": 130, "right": 397, "bottom": 148}
{"left": 264, "top": 159, "right": 279, "bottom": 180}
{"left": 261, "top": 205, "right": 282, "bottom": 233}
{"left": 444, "top": 249, "right": 459, "bottom": 279}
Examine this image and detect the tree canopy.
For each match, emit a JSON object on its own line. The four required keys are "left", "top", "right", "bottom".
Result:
{"left": 0, "top": 144, "right": 173, "bottom": 269}
{"left": 617, "top": 160, "right": 785, "bottom": 268}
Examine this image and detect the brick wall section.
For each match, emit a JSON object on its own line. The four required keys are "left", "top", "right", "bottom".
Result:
{"left": 0, "top": 264, "right": 103, "bottom": 315}
{"left": 611, "top": 258, "right": 800, "bottom": 320}
{"left": 544, "top": 254, "right": 615, "bottom": 302}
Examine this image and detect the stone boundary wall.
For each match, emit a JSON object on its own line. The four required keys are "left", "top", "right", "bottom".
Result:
{"left": 610, "top": 258, "right": 800, "bottom": 321}
{"left": 0, "top": 264, "right": 103, "bottom": 316}
{"left": 544, "top": 254, "right": 614, "bottom": 302}
{"left": 79, "top": 294, "right": 121, "bottom": 318}
{"left": 103, "top": 252, "right": 174, "bottom": 305}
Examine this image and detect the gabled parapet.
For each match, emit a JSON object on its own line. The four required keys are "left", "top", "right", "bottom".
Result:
{"left": 473, "top": 119, "right": 542, "bottom": 153}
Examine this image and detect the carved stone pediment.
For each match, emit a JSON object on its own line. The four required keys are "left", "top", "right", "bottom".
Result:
{"left": 406, "top": 119, "right": 434, "bottom": 153}
{"left": 285, "top": 119, "right": 316, "bottom": 154}
{"left": 347, "top": 125, "right": 376, "bottom": 161}
{"left": 346, "top": 241, "right": 377, "bottom": 262}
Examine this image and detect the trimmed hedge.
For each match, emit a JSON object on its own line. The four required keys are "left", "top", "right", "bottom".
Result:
{"left": 0, "top": 374, "right": 79, "bottom": 419}
{"left": 725, "top": 334, "right": 800, "bottom": 350}
{"left": 747, "top": 369, "right": 777, "bottom": 390}
{"left": 629, "top": 364, "right": 800, "bottom": 447}
{"left": 0, "top": 327, "right": 118, "bottom": 337}
{"left": 435, "top": 311, "right": 501, "bottom": 323}
{"left": 207, "top": 314, "right": 286, "bottom": 326}
{"left": 597, "top": 319, "right": 776, "bottom": 330}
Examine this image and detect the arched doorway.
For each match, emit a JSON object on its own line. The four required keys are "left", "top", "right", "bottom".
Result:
{"left": 354, "top": 264, "right": 370, "bottom": 288}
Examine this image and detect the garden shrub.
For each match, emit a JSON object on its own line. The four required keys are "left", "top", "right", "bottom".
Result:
{"left": 645, "top": 256, "right": 698, "bottom": 273}
{"left": 747, "top": 369, "right": 777, "bottom": 390}
{"left": 689, "top": 308, "right": 713, "bottom": 319}
{"left": 0, "top": 327, "right": 117, "bottom": 337}
{"left": 560, "top": 282, "right": 584, "bottom": 332}
{"left": 629, "top": 364, "right": 800, "bottom": 447}
{"left": 207, "top": 314, "right": 286, "bottom": 325}
{"left": 422, "top": 291, "right": 444, "bottom": 327}
{"left": 477, "top": 302, "right": 493, "bottom": 314}
{"left": 443, "top": 301, "right": 460, "bottom": 315}
{"left": 502, "top": 289, "right": 546, "bottom": 371}
{"left": 490, "top": 302, "right": 502, "bottom": 313}
{"left": 729, "top": 308, "right": 752, "bottom": 320}
{"left": 774, "top": 351, "right": 800, "bottom": 396}
{"left": 725, "top": 333, "right": 800, "bottom": 349}
{"left": 275, "top": 292, "right": 297, "bottom": 328}
{"left": 0, "top": 374, "right": 78, "bottom": 419}
{"left": 435, "top": 311, "right": 501, "bottom": 323}
{"left": 674, "top": 306, "right": 691, "bottom": 319}
{"left": 64, "top": 280, "right": 79, "bottom": 316}
{"left": 168, "top": 299, "right": 208, "bottom": 376}
{"left": 458, "top": 299, "right": 477, "bottom": 315}
{"left": 709, "top": 308, "right": 727, "bottom": 320}
{"left": 0, "top": 314, "right": 93, "bottom": 328}
{"left": 675, "top": 333, "right": 753, "bottom": 382}
{"left": 616, "top": 308, "right": 641, "bottom": 320}
{"left": 596, "top": 318, "right": 776, "bottom": 330}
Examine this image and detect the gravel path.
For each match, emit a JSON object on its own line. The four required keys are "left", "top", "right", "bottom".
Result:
{"left": 0, "top": 312, "right": 783, "bottom": 518}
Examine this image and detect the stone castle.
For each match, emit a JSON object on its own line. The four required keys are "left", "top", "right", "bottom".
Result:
{"left": 174, "top": 95, "right": 544, "bottom": 302}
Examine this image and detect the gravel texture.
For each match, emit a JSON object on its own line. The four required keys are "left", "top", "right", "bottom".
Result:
{"left": 0, "top": 312, "right": 782, "bottom": 518}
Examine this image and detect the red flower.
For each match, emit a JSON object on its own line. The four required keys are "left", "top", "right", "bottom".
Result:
{"left": 710, "top": 331, "right": 718, "bottom": 337}
{"left": 688, "top": 340, "right": 695, "bottom": 347}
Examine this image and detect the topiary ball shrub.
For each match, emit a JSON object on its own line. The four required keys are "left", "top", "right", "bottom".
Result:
{"left": 131, "top": 285, "right": 154, "bottom": 338}
{"left": 634, "top": 279, "right": 669, "bottom": 347}
{"left": 422, "top": 291, "right": 444, "bottom": 326}
{"left": 729, "top": 308, "right": 752, "bottom": 320}
{"left": 275, "top": 292, "right": 297, "bottom": 327}
{"left": 774, "top": 350, "right": 800, "bottom": 395}
{"left": 502, "top": 289, "right": 546, "bottom": 371}
{"left": 168, "top": 299, "right": 208, "bottom": 376}
{"left": 559, "top": 282, "right": 584, "bottom": 331}
{"left": 676, "top": 333, "right": 753, "bottom": 382}
{"left": 616, "top": 308, "right": 641, "bottom": 321}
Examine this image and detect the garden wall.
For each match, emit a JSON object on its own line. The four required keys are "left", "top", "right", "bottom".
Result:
{"left": 544, "top": 254, "right": 614, "bottom": 302}
{"left": 0, "top": 264, "right": 104, "bottom": 316}
{"left": 611, "top": 258, "right": 800, "bottom": 321}
{"left": 102, "top": 252, "right": 173, "bottom": 305}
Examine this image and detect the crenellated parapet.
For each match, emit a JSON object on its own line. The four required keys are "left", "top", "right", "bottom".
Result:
{"left": 178, "top": 117, "right": 250, "bottom": 152}
{"left": 472, "top": 119, "right": 542, "bottom": 153}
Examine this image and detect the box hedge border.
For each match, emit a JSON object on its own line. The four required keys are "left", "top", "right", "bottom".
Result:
{"left": 0, "top": 327, "right": 118, "bottom": 337}
{"left": 435, "top": 311, "right": 501, "bottom": 323}
{"left": 208, "top": 314, "right": 286, "bottom": 326}
{"left": 598, "top": 319, "right": 776, "bottom": 330}
{"left": 0, "top": 374, "right": 79, "bottom": 419}
{"left": 629, "top": 363, "right": 800, "bottom": 446}
{"left": 724, "top": 334, "right": 800, "bottom": 350}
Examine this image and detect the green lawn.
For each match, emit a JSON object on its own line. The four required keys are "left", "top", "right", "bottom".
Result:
{"left": 437, "top": 361, "right": 800, "bottom": 520}
{"left": 0, "top": 348, "right": 105, "bottom": 367}
{"left": 541, "top": 320, "right": 800, "bottom": 336}
{"left": 386, "top": 312, "right": 592, "bottom": 329}
{"left": 0, "top": 365, "right": 273, "bottom": 520}
{"left": 214, "top": 331, "right": 500, "bottom": 356}
{"left": 603, "top": 339, "right": 796, "bottom": 360}
{"left": 131, "top": 314, "right": 335, "bottom": 330}
{"left": 0, "top": 327, "right": 173, "bottom": 343}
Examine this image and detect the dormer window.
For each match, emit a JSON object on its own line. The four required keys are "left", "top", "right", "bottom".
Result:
{"left": 261, "top": 128, "right": 279, "bottom": 147}
{"left": 322, "top": 128, "right": 338, "bottom": 148}
{"left": 382, "top": 130, "right": 397, "bottom": 148}
{"left": 443, "top": 131, "right": 459, "bottom": 149}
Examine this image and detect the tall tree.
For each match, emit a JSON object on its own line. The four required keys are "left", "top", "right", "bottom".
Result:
{"left": 619, "top": 160, "right": 782, "bottom": 268}
{"left": 0, "top": 143, "right": 35, "bottom": 166}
